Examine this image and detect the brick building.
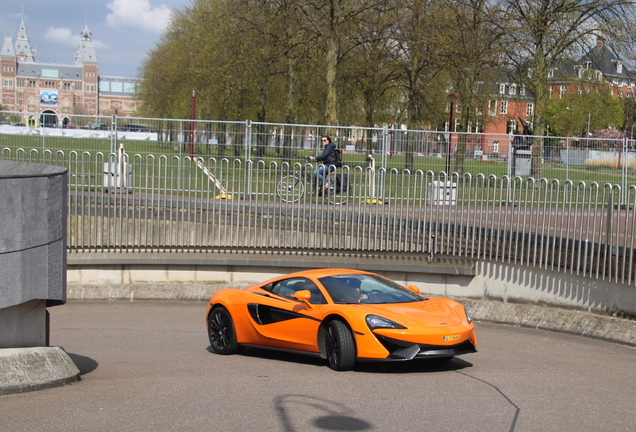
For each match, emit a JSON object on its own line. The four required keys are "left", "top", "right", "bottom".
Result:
{"left": 466, "top": 38, "right": 636, "bottom": 158}
{"left": 0, "top": 15, "right": 140, "bottom": 127}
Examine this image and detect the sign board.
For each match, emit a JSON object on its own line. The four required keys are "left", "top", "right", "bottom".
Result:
{"left": 40, "top": 90, "right": 58, "bottom": 106}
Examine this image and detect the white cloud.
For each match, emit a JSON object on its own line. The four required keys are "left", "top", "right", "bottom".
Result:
{"left": 106, "top": 0, "right": 172, "bottom": 33}
{"left": 44, "top": 27, "right": 78, "bottom": 46}
{"left": 44, "top": 27, "right": 110, "bottom": 50}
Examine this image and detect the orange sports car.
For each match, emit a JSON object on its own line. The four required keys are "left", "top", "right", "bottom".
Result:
{"left": 206, "top": 269, "right": 477, "bottom": 371}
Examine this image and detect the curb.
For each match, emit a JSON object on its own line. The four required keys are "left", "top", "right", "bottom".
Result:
{"left": 0, "top": 347, "right": 81, "bottom": 395}
{"left": 463, "top": 299, "right": 636, "bottom": 347}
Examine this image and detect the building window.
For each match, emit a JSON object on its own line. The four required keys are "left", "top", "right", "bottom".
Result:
{"left": 86, "top": 85, "right": 95, "bottom": 94}
{"left": 42, "top": 81, "right": 56, "bottom": 89}
{"left": 16, "top": 78, "right": 25, "bottom": 87}
{"left": 499, "top": 83, "right": 507, "bottom": 94}
{"left": 509, "top": 84, "right": 517, "bottom": 95}
{"left": 526, "top": 103, "right": 534, "bottom": 116}
{"left": 27, "top": 80, "right": 36, "bottom": 88}
{"left": 500, "top": 101, "right": 508, "bottom": 115}
{"left": 74, "top": 83, "right": 82, "bottom": 91}
{"left": 493, "top": 142, "right": 499, "bottom": 153}
{"left": 560, "top": 85, "right": 567, "bottom": 98}
{"left": 488, "top": 100, "right": 497, "bottom": 116}
{"left": 63, "top": 82, "right": 72, "bottom": 90}
{"left": 520, "top": 86, "right": 526, "bottom": 96}
{"left": 3, "top": 79, "right": 13, "bottom": 90}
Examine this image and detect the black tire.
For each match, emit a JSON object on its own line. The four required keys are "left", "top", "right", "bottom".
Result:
{"left": 324, "top": 320, "right": 356, "bottom": 371}
{"left": 208, "top": 307, "right": 242, "bottom": 355}
{"left": 324, "top": 172, "right": 349, "bottom": 205}
{"left": 276, "top": 174, "right": 305, "bottom": 203}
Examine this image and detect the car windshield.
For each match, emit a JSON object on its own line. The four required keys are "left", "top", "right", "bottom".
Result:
{"left": 318, "top": 274, "right": 425, "bottom": 304}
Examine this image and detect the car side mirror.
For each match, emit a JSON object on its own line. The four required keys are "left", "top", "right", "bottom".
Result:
{"left": 407, "top": 285, "right": 420, "bottom": 294}
{"left": 293, "top": 290, "right": 314, "bottom": 309}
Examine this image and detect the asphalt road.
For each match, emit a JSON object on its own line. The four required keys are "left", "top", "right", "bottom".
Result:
{"left": 2, "top": 301, "right": 636, "bottom": 432}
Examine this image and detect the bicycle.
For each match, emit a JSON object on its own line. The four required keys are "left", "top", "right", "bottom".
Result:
{"left": 276, "top": 158, "right": 350, "bottom": 205}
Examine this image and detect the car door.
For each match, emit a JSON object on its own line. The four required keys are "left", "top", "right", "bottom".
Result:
{"left": 247, "top": 277, "right": 327, "bottom": 352}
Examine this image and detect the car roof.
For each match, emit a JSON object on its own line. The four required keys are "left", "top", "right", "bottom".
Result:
{"left": 281, "top": 268, "right": 372, "bottom": 278}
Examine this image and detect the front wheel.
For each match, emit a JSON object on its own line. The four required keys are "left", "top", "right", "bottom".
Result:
{"left": 324, "top": 320, "right": 356, "bottom": 371}
{"left": 276, "top": 174, "right": 305, "bottom": 203}
{"left": 208, "top": 307, "right": 242, "bottom": 355}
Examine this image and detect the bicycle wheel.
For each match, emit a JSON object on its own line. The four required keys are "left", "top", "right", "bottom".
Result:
{"left": 276, "top": 174, "right": 305, "bottom": 203}
{"left": 324, "top": 171, "right": 349, "bottom": 205}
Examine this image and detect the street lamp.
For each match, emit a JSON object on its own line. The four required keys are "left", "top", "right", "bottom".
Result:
{"left": 446, "top": 94, "right": 458, "bottom": 174}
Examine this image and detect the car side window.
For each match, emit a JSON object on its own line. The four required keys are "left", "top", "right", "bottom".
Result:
{"left": 271, "top": 278, "right": 326, "bottom": 304}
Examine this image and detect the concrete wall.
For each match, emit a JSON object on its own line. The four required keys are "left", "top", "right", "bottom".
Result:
{"left": 0, "top": 300, "right": 47, "bottom": 348}
{"left": 0, "top": 161, "right": 67, "bottom": 347}
{"left": 66, "top": 249, "right": 636, "bottom": 319}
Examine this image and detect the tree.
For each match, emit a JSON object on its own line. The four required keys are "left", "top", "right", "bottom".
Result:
{"left": 336, "top": 4, "right": 402, "bottom": 150}
{"left": 495, "top": 0, "right": 636, "bottom": 178}
{"left": 390, "top": 0, "right": 450, "bottom": 170}
{"left": 299, "top": 0, "right": 390, "bottom": 125}
{"left": 545, "top": 88, "right": 624, "bottom": 138}
{"left": 440, "top": 0, "right": 502, "bottom": 175}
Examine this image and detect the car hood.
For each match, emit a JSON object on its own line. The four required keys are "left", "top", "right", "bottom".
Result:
{"left": 353, "top": 299, "right": 464, "bottom": 327}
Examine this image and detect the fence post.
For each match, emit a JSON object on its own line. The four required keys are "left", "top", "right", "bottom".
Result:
{"left": 245, "top": 120, "right": 252, "bottom": 197}
{"left": 110, "top": 114, "right": 117, "bottom": 155}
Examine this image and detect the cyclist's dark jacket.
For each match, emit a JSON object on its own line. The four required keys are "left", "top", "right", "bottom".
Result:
{"left": 315, "top": 142, "right": 337, "bottom": 166}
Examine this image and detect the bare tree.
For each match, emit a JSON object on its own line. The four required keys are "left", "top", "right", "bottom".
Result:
{"left": 440, "top": 0, "right": 503, "bottom": 175}
{"left": 495, "top": 0, "right": 636, "bottom": 178}
{"left": 299, "top": 0, "right": 390, "bottom": 125}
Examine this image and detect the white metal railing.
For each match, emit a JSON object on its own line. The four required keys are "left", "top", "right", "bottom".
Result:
{"left": 1, "top": 112, "right": 636, "bottom": 189}
{"left": 2, "top": 147, "right": 635, "bottom": 287}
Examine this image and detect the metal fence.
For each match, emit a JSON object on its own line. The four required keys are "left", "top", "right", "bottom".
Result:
{"left": 1, "top": 112, "right": 635, "bottom": 188}
{"left": 2, "top": 145, "right": 635, "bottom": 287}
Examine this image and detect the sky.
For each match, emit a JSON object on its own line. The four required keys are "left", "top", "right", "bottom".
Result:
{"left": 0, "top": 0, "right": 191, "bottom": 77}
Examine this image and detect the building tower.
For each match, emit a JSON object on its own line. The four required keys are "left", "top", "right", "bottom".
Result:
{"left": 15, "top": 13, "right": 36, "bottom": 63}
{"left": 75, "top": 20, "right": 99, "bottom": 115}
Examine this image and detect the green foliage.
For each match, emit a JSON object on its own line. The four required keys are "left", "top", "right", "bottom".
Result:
{"left": 545, "top": 88, "right": 624, "bottom": 137}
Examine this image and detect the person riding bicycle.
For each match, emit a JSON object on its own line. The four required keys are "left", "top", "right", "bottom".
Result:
{"left": 309, "top": 135, "right": 337, "bottom": 196}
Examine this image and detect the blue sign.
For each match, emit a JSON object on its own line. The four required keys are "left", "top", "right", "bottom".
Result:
{"left": 40, "top": 91, "right": 58, "bottom": 106}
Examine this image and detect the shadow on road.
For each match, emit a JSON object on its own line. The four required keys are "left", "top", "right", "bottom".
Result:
{"left": 67, "top": 353, "right": 99, "bottom": 376}
{"left": 206, "top": 345, "right": 473, "bottom": 373}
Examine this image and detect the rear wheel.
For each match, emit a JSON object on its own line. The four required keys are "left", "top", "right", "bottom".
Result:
{"left": 208, "top": 307, "right": 242, "bottom": 354}
{"left": 324, "top": 172, "right": 349, "bottom": 205}
{"left": 276, "top": 174, "right": 305, "bottom": 203}
{"left": 324, "top": 320, "right": 356, "bottom": 371}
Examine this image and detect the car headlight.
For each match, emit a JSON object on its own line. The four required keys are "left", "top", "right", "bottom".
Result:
{"left": 465, "top": 309, "right": 473, "bottom": 323}
{"left": 365, "top": 314, "right": 407, "bottom": 330}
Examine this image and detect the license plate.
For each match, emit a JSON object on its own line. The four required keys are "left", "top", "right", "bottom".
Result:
{"left": 442, "top": 335, "right": 460, "bottom": 342}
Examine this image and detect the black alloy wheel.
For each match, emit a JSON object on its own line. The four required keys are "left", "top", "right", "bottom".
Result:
{"left": 324, "top": 320, "right": 356, "bottom": 371}
{"left": 208, "top": 307, "right": 242, "bottom": 355}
